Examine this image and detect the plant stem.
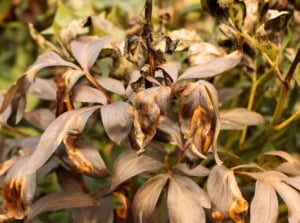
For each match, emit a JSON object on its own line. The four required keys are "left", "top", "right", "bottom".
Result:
{"left": 273, "top": 110, "right": 300, "bottom": 131}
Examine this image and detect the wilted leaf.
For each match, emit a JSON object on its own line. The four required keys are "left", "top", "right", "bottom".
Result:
{"left": 110, "top": 150, "right": 163, "bottom": 191}
{"left": 156, "top": 62, "right": 181, "bottom": 82}
{"left": 218, "top": 87, "right": 243, "bottom": 106}
{"left": 220, "top": 108, "right": 265, "bottom": 130}
{"left": 24, "top": 109, "right": 55, "bottom": 130}
{"left": 101, "top": 102, "right": 133, "bottom": 145}
{"left": 0, "top": 94, "right": 12, "bottom": 125}
{"left": 28, "top": 78, "right": 56, "bottom": 100}
{"left": 71, "top": 36, "right": 111, "bottom": 71}
{"left": 3, "top": 156, "right": 36, "bottom": 219}
{"left": 283, "top": 176, "right": 300, "bottom": 191}
{"left": 73, "top": 85, "right": 107, "bottom": 104}
{"left": 96, "top": 76, "right": 125, "bottom": 96}
{"left": 178, "top": 49, "right": 242, "bottom": 81}
{"left": 61, "top": 136, "right": 109, "bottom": 178}
{"left": 167, "top": 174, "right": 210, "bottom": 223}
{"left": 172, "top": 163, "right": 210, "bottom": 177}
{"left": 250, "top": 180, "right": 278, "bottom": 223}
{"left": 26, "top": 192, "right": 98, "bottom": 220}
{"left": 132, "top": 174, "right": 168, "bottom": 223}
{"left": 70, "top": 195, "right": 114, "bottom": 223}
{"left": 21, "top": 106, "right": 100, "bottom": 175}
{"left": 63, "top": 69, "right": 85, "bottom": 92}
{"left": 207, "top": 165, "right": 247, "bottom": 219}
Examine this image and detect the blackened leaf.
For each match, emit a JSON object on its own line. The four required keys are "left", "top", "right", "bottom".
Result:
{"left": 132, "top": 174, "right": 168, "bottom": 223}
{"left": 157, "top": 62, "right": 181, "bottom": 82}
{"left": 220, "top": 108, "right": 265, "bottom": 130}
{"left": 172, "top": 163, "right": 210, "bottom": 177}
{"left": 22, "top": 106, "right": 100, "bottom": 175}
{"left": 70, "top": 196, "right": 114, "bottom": 223}
{"left": 73, "top": 85, "right": 107, "bottom": 105}
{"left": 96, "top": 76, "right": 125, "bottom": 96}
{"left": 178, "top": 49, "right": 242, "bottom": 81}
{"left": 3, "top": 156, "right": 36, "bottom": 219}
{"left": 24, "top": 109, "right": 55, "bottom": 130}
{"left": 167, "top": 174, "right": 210, "bottom": 223}
{"left": 250, "top": 180, "right": 278, "bottom": 223}
{"left": 63, "top": 138, "right": 109, "bottom": 178}
{"left": 28, "top": 78, "right": 56, "bottom": 100}
{"left": 71, "top": 36, "right": 111, "bottom": 71}
{"left": 110, "top": 150, "right": 163, "bottom": 191}
{"left": 26, "top": 192, "right": 98, "bottom": 220}
{"left": 101, "top": 102, "right": 133, "bottom": 145}
{"left": 273, "top": 181, "right": 300, "bottom": 223}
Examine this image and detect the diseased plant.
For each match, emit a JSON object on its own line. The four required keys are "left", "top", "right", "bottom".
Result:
{"left": 0, "top": 0, "right": 300, "bottom": 222}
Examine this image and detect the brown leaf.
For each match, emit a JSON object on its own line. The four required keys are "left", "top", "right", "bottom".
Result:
{"left": 24, "top": 109, "right": 55, "bottom": 130}
{"left": 71, "top": 36, "right": 111, "bottom": 71}
{"left": 283, "top": 176, "right": 300, "bottom": 191}
{"left": 167, "top": 174, "right": 210, "bottom": 223}
{"left": 21, "top": 106, "right": 100, "bottom": 175}
{"left": 220, "top": 108, "right": 265, "bottom": 130}
{"left": 61, "top": 137, "right": 109, "bottom": 178}
{"left": 172, "top": 163, "right": 210, "bottom": 177}
{"left": 26, "top": 192, "right": 98, "bottom": 220}
{"left": 101, "top": 102, "right": 133, "bottom": 145}
{"left": 3, "top": 156, "right": 36, "bottom": 219}
{"left": 156, "top": 62, "right": 181, "bottom": 82}
{"left": 110, "top": 150, "right": 163, "bottom": 191}
{"left": 250, "top": 180, "right": 278, "bottom": 223}
{"left": 218, "top": 87, "right": 243, "bottom": 106}
{"left": 178, "top": 49, "right": 242, "bottom": 81}
{"left": 96, "top": 76, "right": 125, "bottom": 96}
{"left": 207, "top": 165, "right": 247, "bottom": 219}
{"left": 28, "top": 78, "right": 56, "bottom": 100}
{"left": 132, "top": 174, "right": 169, "bottom": 223}
{"left": 69, "top": 195, "right": 114, "bottom": 223}
{"left": 63, "top": 69, "right": 85, "bottom": 92}
{"left": 0, "top": 94, "right": 12, "bottom": 124}
{"left": 72, "top": 85, "right": 107, "bottom": 104}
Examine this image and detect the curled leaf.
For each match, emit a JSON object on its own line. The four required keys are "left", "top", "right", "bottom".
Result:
{"left": 73, "top": 85, "right": 107, "bottom": 105}
{"left": 110, "top": 150, "right": 163, "bottom": 191}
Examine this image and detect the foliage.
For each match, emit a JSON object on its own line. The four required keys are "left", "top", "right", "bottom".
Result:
{"left": 0, "top": 0, "right": 300, "bottom": 222}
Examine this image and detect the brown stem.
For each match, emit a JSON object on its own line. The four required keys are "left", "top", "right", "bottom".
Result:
{"left": 285, "top": 47, "right": 300, "bottom": 84}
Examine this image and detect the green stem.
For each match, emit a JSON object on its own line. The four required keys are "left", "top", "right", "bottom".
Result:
{"left": 273, "top": 110, "right": 300, "bottom": 131}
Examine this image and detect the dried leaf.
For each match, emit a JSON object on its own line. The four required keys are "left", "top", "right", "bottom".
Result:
{"left": 250, "top": 180, "right": 278, "bottom": 223}
{"left": 101, "top": 102, "right": 133, "bottom": 145}
{"left": 178, "top": 49, "right": 242, "bottom": 81}
{"left": 167, "top": 174, "right": 210, "bottom": 223}
{"left": 24, "top": 109, "right": 55, "bottom": 130}
{"left": 28, "top": 78, "right": 56, "bottom": 100}
{"left": 62, "top": 137, "right": 109, "bottom": 178}
{"left": 21, "top": 106, "right": 100, "bottom": 175}
{"left": 156, "top": 62, "right": 181, "bottom": 82}
{"left": 220, "top": 108, "right": 265, "bottom": 130}
{"left": 132, "top": 174, "right": 168, "bottom": 223}
{"left": 218, "top": 87, "right": 243, "bottom": 106}
{"left": 71, "top": 36, "right": 111, "bottom": 71}
{"left": 110, "top": 150, "right": 163, "bottom": 191}
{"left": 96, "top": 76, "right": 125, "bottom": 96}
{"left": 73, "top": 85, "right": 107, "bottom": 104}
{"left": 26, "top": 192, "right": 98, "bottom": 220}
{"left": 0, "top": 94, "right": 12, "bottom": 124}
{"left": 63, "top": 69, "right": 85, "bottom": 92}
{"left": 70, "top": 196, "right": 114, "bottom": 223}
{"left": 3, "top": 156, "right": 36, "bottom": 219}
{"left": 172, "top": 163, "right": 210, "bottom": 177}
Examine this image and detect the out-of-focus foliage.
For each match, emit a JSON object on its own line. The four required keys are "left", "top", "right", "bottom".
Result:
{"left": 0, "top": 0, "right": 300, "bottom": 222}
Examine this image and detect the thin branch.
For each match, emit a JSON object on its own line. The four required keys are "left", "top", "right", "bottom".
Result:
{"left": 285, "top": 47, "right": 300, "bottom": 84}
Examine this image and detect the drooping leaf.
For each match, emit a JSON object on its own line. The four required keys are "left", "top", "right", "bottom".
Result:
{"left": 3, "top": 156, "right": 36, "bottom": 219}
{"left": 101, "top": 102, "right": 133, "bottom": 145}
{"left": 21, "top": 106, "right": 100, "bottom": 175}
{"left": 250, "top": 180, "right": 278, "bottom": 223}
{"left": 167, "top": 174, "right": 210, "bottom": 223}
{"left": 178, "top": 49, "right": 242, "bottom": 81}
{"left": 71, "top": 36, "right": 111, "bottom": 71}
{"left": 0, "top": 94, "right": 12, "bottom": 125}
{"left": 132, "top": 174, "right": 169, "bottom": 223}
{"left": 61, "top": 137, "right": 109, "bottom": 178}
{"left": 70, "top": 196, "right": 114, "bottom": 223}
{"left": 156, "top": 62, "right": 181, "bottom": 82}
{"left": 63, "top": 69, "right": 85, "bottom": 92}
{"left": 96, "top": 76, "right": 125, "bottom": 96}
{"left": 110, "top": 150, "right": 163, "bottom": 191}
{"left": 28, "top": 78, "right": 57, "bottom": 100}
{"left": 24, "top": 109, "right": 55, "bottom": 130}
{"left": 220, "top": 108, "right": 265, "bottom": 130}
{"left": 283, "top": 176, "right": 300, "bottom": 191}
{"left": 218, "top": 87, "right": 243, "bottom": 106}
{"left": 26, "top": 192, "right": 98, "bottom": 220}
{"left": 172, "top": 163, "right": 210, "bottom": 177}
{"left": 72, "top": 85, "right": 107, "bottom": 105}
